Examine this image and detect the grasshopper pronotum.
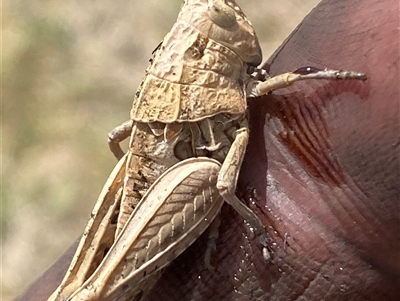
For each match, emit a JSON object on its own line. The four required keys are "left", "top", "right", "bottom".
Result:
{"left": 48, "top": 1, "right": 366, "bottom": 300}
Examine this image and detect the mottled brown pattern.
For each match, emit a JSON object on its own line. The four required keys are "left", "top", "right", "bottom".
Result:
{"left": 14, "top": 0, "right": 399, "bottom": 300}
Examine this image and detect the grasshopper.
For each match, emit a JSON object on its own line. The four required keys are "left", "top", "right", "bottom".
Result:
{"left": 48, "top": 0, "right": 367, "bottom": 300}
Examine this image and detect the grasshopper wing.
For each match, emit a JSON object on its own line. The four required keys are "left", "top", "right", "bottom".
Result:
{"left": 48, "top": 154, "right": 128, "bottom": 301}
{"left": 69, "top": 157, "right": 223, "bottom": 301}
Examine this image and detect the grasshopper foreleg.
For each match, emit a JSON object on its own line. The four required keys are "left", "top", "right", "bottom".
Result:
{"left": 248, "top": 67, "right": 367, "bottom": 97}
{"left": 108, "top": 120, "right": 133, "bottom": 160}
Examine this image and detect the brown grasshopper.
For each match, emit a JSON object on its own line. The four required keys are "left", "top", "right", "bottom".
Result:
{"left": 48, "top": 0, "right": 367, "bottom": 300}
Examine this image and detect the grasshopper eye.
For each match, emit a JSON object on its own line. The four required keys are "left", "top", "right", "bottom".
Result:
{"left": 208, "top": 0, "right": 237, "bottom": 28}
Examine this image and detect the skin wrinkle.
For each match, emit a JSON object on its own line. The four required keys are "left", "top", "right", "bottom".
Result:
{"left": 340, "top": 175, "right": 384, "bottom": 232}
{"left": 307, "top": 98, "right": 334, "bottom": 162}
{"left": 304, "top": 266, "right": 331, "bottom": 300}
{"left": 291, "top": 118, "right": 339, "bottom": 185}
{"left": 292, "top": 268, "right": 319, "bottom": 301}
{"left": 273, "top": 84, "right": 384, "bottom": 246}
{"left": 279, "top": 119, "right": 382, "bottom": 256}
{"left": 296, "top": 100, "right": 323, "bottom": 156}
{"left": 264, "top": 88, "right": 392, "bottom": 298}
{"left": 231, "top": 237, "right": 257, "bottom": 299}
{"left": 313, "top": 91, "right": 333, "bottom": 151}
{"left": 320, "top": 187, "right": 372, "bottom": 246}
{"left": 265, "top": 133, "right": 323, "bottom": 213}
{"left": 324, "top": 121, "right": 391, "bottom": 240}
{"left": 270, "top": 96, "right": 334, "bottom": 187}
{"left": 282, "top": 91, "right": 359, "bottom": 188}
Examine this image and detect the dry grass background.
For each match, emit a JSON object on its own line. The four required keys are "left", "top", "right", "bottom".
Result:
{"left": 2, "top": 0, "right": 320, "bottom": 299}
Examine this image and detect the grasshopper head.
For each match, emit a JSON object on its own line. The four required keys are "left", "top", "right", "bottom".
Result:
{"left": 206, "top": 0, "right": 262, "bottom": 66}
{"left": 179, "top": 0, "right": 262, "bottom": 67}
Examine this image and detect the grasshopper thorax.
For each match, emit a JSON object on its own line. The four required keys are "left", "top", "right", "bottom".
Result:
{"left": 130, "top": 0, "right": 262, "bottom": 123}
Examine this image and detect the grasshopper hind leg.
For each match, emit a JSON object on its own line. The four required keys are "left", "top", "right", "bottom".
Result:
{"left": 204, "top": 214, "right": 221, "bottom": 270}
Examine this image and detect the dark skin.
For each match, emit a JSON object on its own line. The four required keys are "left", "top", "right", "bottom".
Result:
{"left": 15, "top": 0, "right": 399, "bottom": 300}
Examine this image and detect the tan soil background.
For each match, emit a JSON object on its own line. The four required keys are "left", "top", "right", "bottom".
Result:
{"left": 2, "top": 0, "right": 320, "bottom": 299}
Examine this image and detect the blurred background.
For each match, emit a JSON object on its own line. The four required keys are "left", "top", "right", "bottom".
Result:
{"left": 2, "top": 0, "right": 320, "bottom": 299}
